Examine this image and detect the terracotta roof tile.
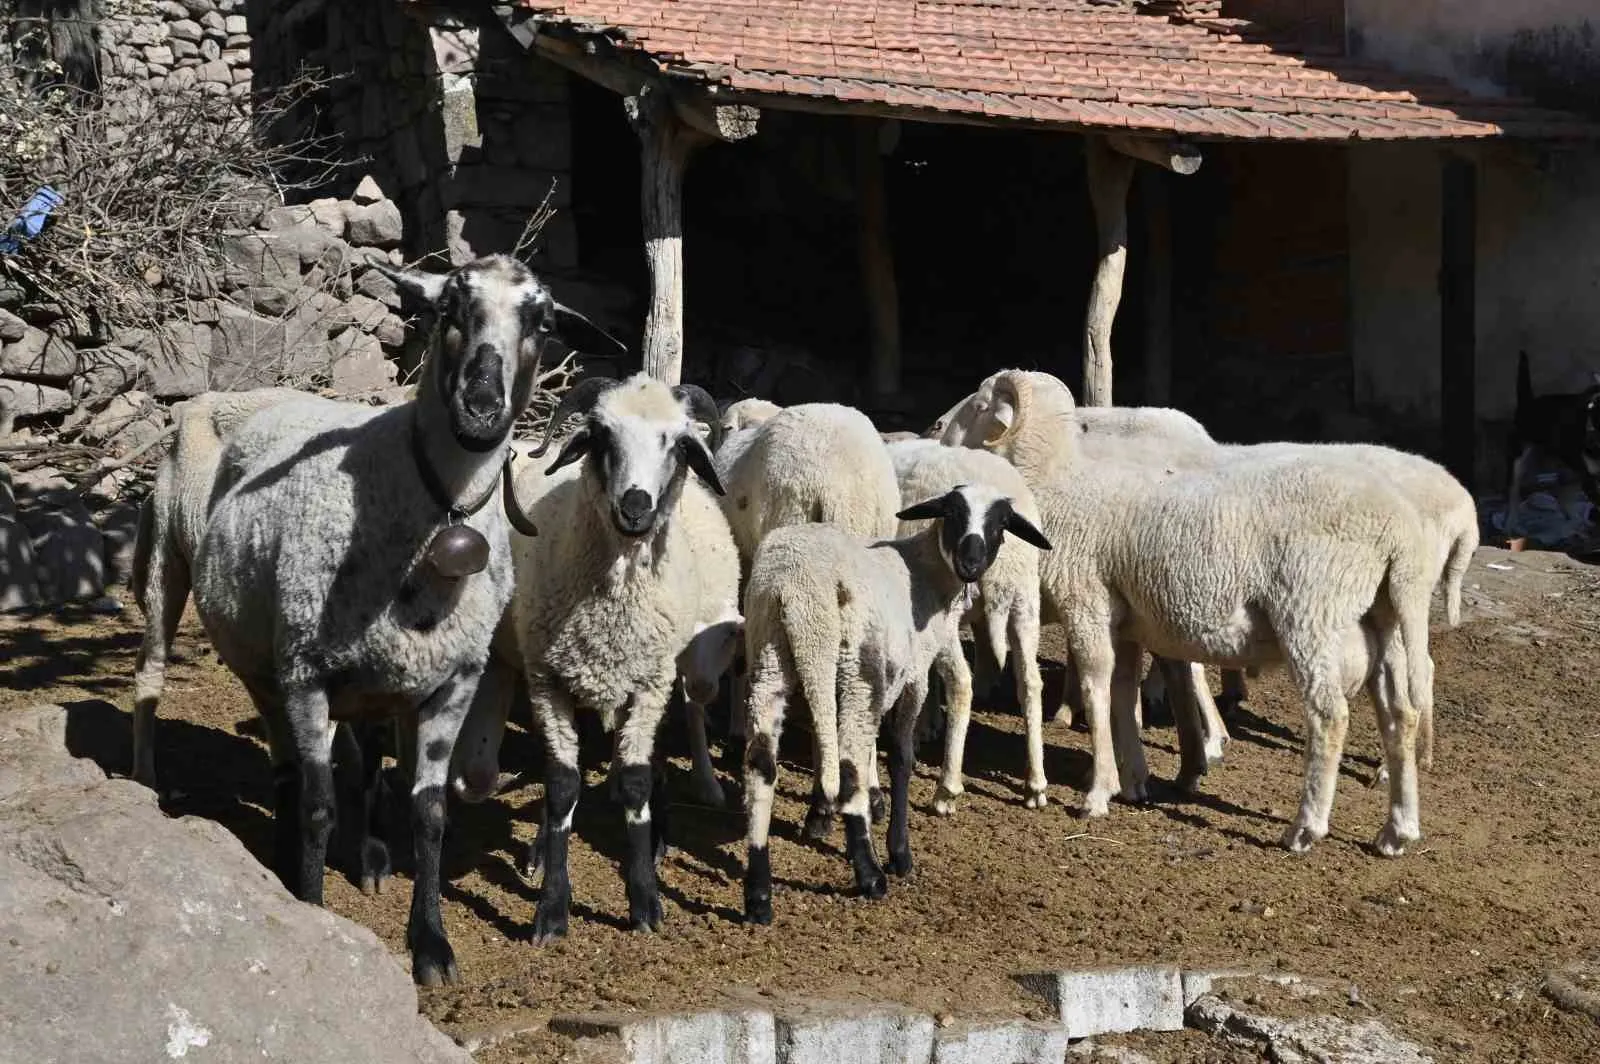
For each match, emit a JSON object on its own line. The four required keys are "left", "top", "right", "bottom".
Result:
{"left": 506, "top": 0, "right": 1600, "bottom": 141}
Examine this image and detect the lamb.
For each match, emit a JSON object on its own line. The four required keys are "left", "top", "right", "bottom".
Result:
{"left": 741, "top": 484, "right": 1053, "bottom": 923}
{"left": 719, "top": 396, "right": 783, "bottom": 434}
{"left": 886, "top": 438, "right": 1050, "bottom": 812}
{"left": 184, "top": 254, "right": 625, "bottom": 985}
{"left": 510, "top": 373, "right": 736, "bottom": 941}
{"left": 942, "top": 369, "right": 1434, "bottom": 856}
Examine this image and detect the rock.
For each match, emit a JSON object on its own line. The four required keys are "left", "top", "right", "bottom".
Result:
{"left": 346, "top": 200, "right": 404, "bottom": 249}
{"left": 142, "top": 43, "right": 174, "bottom": 67}
{"left": 1187, "top": 994, "right": 1430, "bottom": 1064}
{"left": 552, "top": 1010, "right": 776, "bottom": 1064}
{"left": 167, "top": 63, "right": 198, "bottom": 88}
{"left": 353, "top": 174, "right": 386, "bottom": 205}
{"left": 2, "top": 326, "right": 78, "bottom": 380}
{"left": 0, "top": 307, "right": 25, "bottom": 342}
{"left": 170, "top": 36, "right": 200, "bottom": 60}
{"left": 115, "top": 324, "right": 211, "bottom": 399}
{"left": 73, "top": 346, "right": 144, "bottom": 398}
{"left": 236, "top": 282, "right": 301, "bottom": 318}
{"left": 268, "top": 222, "right": 352, "bottom": 274}
{"left": 178, "top": 0, "right": 212, "bottom": 15}
{"left": 84, "top": 391, "right": 166, "bottom": 456}
{"left": 18, "top": 494, "right": 105, "bottom": 604}
{"left": 0, "top": 380, "right": 74, "bottom": 422}
{"left": 329, "top": 330, "right": 396, "bottom": 395}
{"left": 199, "top": 8, "right": 225, "bottom": 31}
{"left": 1018, "top": 966, "right": 1185, "bottom": 1040}
{"left": 774, "top": 1002, "right": 935, "bottom": 1064}
{"left": 94, "top": 499, "right": 144, "bottom": 584}
{"left": 0, "top": 704, "right": 474, "bottom": 1062}
{"left": 197, "top": 55, "right": 229, "bottom": 81}
{"left": 307, "top": 197, "right": 348, "bottom": 237}
{"left": 931, "top": 1019, "right": 1068, "bottom": 1064}
{"left": 260, "top": 204, "right": 315, "bottom": 231}
{"left": 169, "top": 17, "right": 203, "bottom": 41}
{"left": 355, "top": 264, "right": 401, "bottom": 307}
{"left": 225, "top": 13, "right": 248, "bottom": 34}
{"left": 342, "top": 293, "right": 390, "bottom": 332}
{"left": 373, "top": 312, "right": 407, "bottom": 348}
{"left": 218, "top": 231, "right": 300, "bottom": 289}
{"left": 0, "top": 470, "right": 41, "bottom": 611}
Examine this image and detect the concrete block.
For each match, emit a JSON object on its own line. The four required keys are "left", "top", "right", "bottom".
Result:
{"left": 774, "top": 1002, "right": 934, "bottom": 1064}
{"left": 1018, "top": 966, "right": 1184, "bottom": 1040}
{"left": 931, "top": 1019, "right": 1067, "bottom": 1064}
{"left": 551, "top": 1009, "right": 776, "bottom": 1064}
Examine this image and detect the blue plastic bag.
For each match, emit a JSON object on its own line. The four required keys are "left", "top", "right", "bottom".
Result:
{"left": 0, "top": 186, "right": 64, "bottom": 255}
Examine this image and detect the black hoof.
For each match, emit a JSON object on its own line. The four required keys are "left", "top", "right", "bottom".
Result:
{"left": 628, "top": 887, "right": 664, "bottom": 933}
{"left": 532, "top": 897, "right": 569, "bottom": 944}
{"left": 744, "top": 892, "right": 773, "bottom": 925}
{"left": 887, "top": 850, "right": 913, "bottom": 878}
{"left": 868, "top": 788, "right": 887, "bottom": 824}
{"left": 857, "top": 869, "right": 888, "bottom": 900}
{"left": 411, "top": 937, "right": 458, "bottom": 987}
{"left": 359, "top": 839, "right": 391, "bottom": 895}
{"left": 801, "top": 807, "right": 835, "bottom": 841}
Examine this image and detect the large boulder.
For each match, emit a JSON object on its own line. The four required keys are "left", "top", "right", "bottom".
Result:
{"left": 0, "top": 469, "right": 41, "bottom": 611}
{"left": 17, "top": 492, "right": 106, "bottom": 605}
{"left": 1, "top": 326, "right": 78, "bottom": 381}
{"left": 0, "top": 704, "right": 473, "bottom": 1064}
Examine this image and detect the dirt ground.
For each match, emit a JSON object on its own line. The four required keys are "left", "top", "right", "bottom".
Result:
{"left": 4, "top": 545, "right": 1599, "bottom": 1063}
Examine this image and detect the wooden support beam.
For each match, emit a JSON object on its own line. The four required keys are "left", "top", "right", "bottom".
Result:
{"left": 626, "top": 84, "right": 706, "bottom": 385}
{"left": 1083, "top": 135, "right": 1135, "bottom": 407}
{"left": 531, "top": 33, "right": 758, "bottom": 144}
{"left": 1106, "top": 134, "right": 1203, "bottom": 175}
{"left": 1440, "top": 152, "right": 1477, "bottom": 490}
{"left": 854, "top": 118, "right": 902, "bottom": 403}
{"left": 1138, "top": 167, "right": 1173, "bottom": 406}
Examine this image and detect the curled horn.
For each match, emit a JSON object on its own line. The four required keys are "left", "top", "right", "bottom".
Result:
{"left": 672, "top": 383, "right": 724, "bottom": 451}
{"left": 531, "top": 376, "right": 616, "bottom": 457}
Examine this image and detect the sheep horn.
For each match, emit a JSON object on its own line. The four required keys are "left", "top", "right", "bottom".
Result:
{"left": 672, "top": 383, "right": 723, "bottom": 451}
{"left": 531, "top": 376, "right": 616, "bottom": 457}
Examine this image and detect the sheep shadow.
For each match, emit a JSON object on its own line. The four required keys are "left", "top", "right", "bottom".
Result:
{"left": 0, "top": 618, "right": 141, "bottom": 698}
{"left": 948, "top": 713, "right": 1092, "bottom": 807}
{"left": 58, "top": 697, "right": 279, "bottom": 861}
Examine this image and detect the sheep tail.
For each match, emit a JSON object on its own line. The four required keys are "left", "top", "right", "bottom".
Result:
{"left": 1441, "top": 521, "right": 1478, "bottom": 627}
{"left": 130, "top": 495, "right": 155, "bottom": 614}
{"left": 781, "top": 583, "right": 843, "bottom": 803}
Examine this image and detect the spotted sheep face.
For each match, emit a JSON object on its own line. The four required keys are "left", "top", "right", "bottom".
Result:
{"left": 896, "top": 483, "right": 1053, "bottom": 584}
{"left": 377, "top": 255, "right": 625, "bottom": 452}
{"left": 546, "top": 375, "right": 725, "bottom": 539}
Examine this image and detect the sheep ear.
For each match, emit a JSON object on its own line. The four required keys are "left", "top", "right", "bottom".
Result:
{"left": 678, "top": 434, "right": 726, "bottom": 496}
{"left": 553, "top": 303, "right": 628, "bottom": 360}
{"left": 896, "top": 496, "right": 951, "bottom": 522}
{"left": 1003, "top": 510, "right": 1053, "bottom": 551}
{"left": 987, "top": 395, "right": 1016, "bottom": 442}
{"left": 371, "top": 262, "right": 448, "bottom": 307}
{"left": 546, "top": 427, "right": 593, "bottom": 474}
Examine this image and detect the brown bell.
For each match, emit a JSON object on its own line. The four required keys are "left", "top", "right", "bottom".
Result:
{"left": 426, "top": 523, "right": 490, "bottom": 579}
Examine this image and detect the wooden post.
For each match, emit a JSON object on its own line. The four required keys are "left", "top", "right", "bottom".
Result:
{"left": 1083, "top": 135, "right": 1135, "bottom": 407}
{"left": 626, "top": 86, "right": 704, "bottom": 385}
{"left": 855, "top": 118, "right": 902, "bottom": 403}
{"left": 1440, "top": 152, "right": 1477, "bottom": 490}
{"left": 1139, "top": 167, "right": 1172, "bottom": 406}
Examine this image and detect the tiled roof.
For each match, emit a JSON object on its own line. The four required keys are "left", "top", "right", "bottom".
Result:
{"left": 502, "top": 0, "right": 1600, "bottom": 141}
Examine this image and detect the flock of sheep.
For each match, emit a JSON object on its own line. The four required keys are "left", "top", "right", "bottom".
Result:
{"left": 123, "top": 254, "right": 1475, "bottom": 987}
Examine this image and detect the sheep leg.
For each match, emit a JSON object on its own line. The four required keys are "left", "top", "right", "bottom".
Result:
{"left": 531, "top": 685, "right": 581, "bottom": 944}
{"left": 615, "top": 692, "right": 669, "bottom": 933}
{"left": 931, "top": 647, "right": 976, "bottom": 816}
{"left": 404, "top": 675, "right": 476, "bottom": 987}
{"left": 130, "top": 515, "right": 187, "bottom": 792}
{"left": 720, "top": 652, "right": 749, "bottom": 779}
{"left": 1012, "top": 611, "right": 1049, "bottom": 809}
{"left": 742, "top": 644, "right": 788, "bottom": 926}
{"left": 839, "top": 715, "right": 887, "bottom": 900}
{"left": 1218, "top": 667, "right": 1249, "bottom": 715}
{"left": 1282, "top": 665, "right": 1350, "bottom": 855}
{"left": 1110, "top": 640, "right": 1150, "bottom": 803}
{"left": 650, "top": 756, "right": 671, "bottom": 872}
{"left": 280, "top": 690, "right": 338, "bottom": 907}
{"left": 1191, "top": 663, "right": 1230, "bottom": 765}
{"left": 886, "top": 684, "right": 923, "bottom": 878}
{"left": 1070, "top": 627, "right": 1119, "bottom": 818}
{"left": 1138, "top": 654, "right": 1166, "bottom": 729}
{"left": 333, "top": 722, "right": 390, "bottom": 895}
{"left": 802, "top": 727, "right": 836, "bottom": 841}
{"left": 1166, "top": 658, "right": 1211, "bottom": 795}
{"left": 868, "top": 747, "right": 886, "bottom": 827}
{"left": 1372, "top": 647, "right": 1424, "bottom": 857}
{"left": 682, "top": 692, "right": 727, "bottom": 808}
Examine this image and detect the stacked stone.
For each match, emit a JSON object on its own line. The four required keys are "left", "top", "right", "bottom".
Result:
{"left": 103, "top": 0, "right": 252, "bottom": 101}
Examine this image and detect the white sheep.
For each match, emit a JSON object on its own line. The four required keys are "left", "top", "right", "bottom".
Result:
{"left": 185, "top": 254, "right": 625, "bottom": 985}
{"left": 740, "top": 484, "right": 1052, "bottom": 923}
{"left": 510, "top": 373, "right": 735, "bottom": 941}
{"left": 886, "top": 438, "right": 1050, "bottom": 813}
{"left": 719, "top": 396, "right": 783, "bottom": 434}
{"left": 943, "top": 369, "right": 1434, "bottom": 857}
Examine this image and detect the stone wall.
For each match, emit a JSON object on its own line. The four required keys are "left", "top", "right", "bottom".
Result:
{"left": 103, "top": 0, "right": 252, "bottom": 100}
